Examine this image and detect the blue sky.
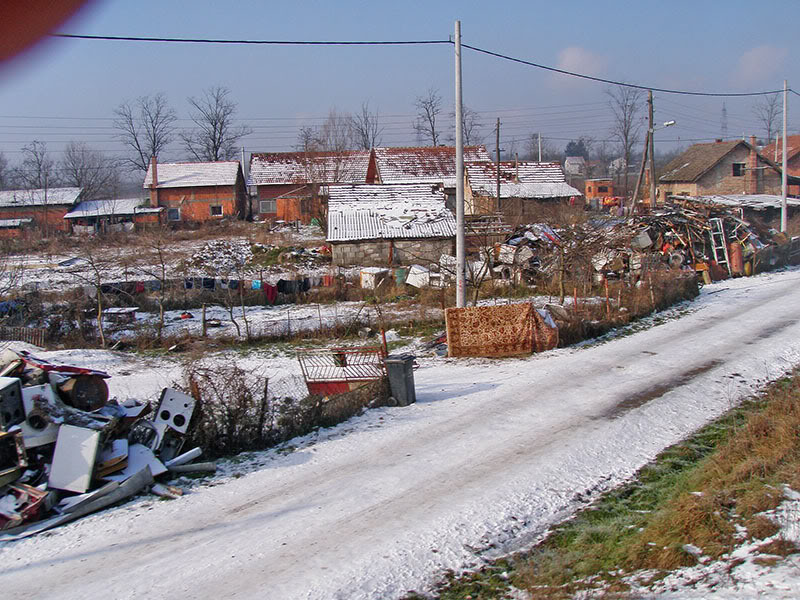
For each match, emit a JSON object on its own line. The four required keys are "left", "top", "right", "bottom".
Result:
{"left": 0, "top": 0, "right": 797, "bottom": 167}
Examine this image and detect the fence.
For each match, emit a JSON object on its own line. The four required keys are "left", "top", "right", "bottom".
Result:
{"left": 0, "top": 327, "right": 47, "bottom": 347}
{"left": 296, "top": 345, "right": 386, "bottom": 396}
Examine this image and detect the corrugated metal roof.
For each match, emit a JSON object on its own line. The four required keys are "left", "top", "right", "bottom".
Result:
{"left": 672, "top": 194, "right": 800, "bottom": 209}
{"left": 373, "top": 145, "right": 491, "bottom": 185}
{"left": 327, "top": 184, "right": 455, "bottom": 242}
{"left": 467, "top": 161, "right": 580, "bottom": 198}
{"left": 143, "top": 161, "right": 241, "bottom": 189}
{"left": 0, "top": 187, "right": 82, "bottom": 208}
{"left": 248, "top": 151, "right": 370, "bottom": 185}
{"left": 0, "top": 218, "right": 32, "bottom": 228}
{"left": 65, "top": 198, "right": 163, "bottom": 219}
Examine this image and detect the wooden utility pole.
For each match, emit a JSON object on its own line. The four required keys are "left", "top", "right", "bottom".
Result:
{"left": 629, "top": 129, "right": 649, "bottom": 216}
{"left": 496, "top": 118, "right": 501, "bottom": 210}
{"left": 648, "top": 91, "right": 657, "bottom": 208}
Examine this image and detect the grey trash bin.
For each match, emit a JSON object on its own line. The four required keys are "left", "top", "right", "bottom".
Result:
{"left": 384, "top": 354, "right": 416, "bottom": 406}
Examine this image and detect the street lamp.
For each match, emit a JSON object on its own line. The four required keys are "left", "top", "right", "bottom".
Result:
{"left": 648, "top": 118, "right": 676, "bottom": 208}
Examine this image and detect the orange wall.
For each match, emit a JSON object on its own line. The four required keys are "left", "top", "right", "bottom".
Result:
{"left": 0, "top": 205, "right": 71, "bottom": 232}
{"left": 585, "top": 180, "right": 614, "bottom": 199}
{"left": 155, "top": 183, "right": 246, "bottom": 222}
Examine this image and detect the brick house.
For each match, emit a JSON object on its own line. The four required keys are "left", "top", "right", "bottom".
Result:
{"left": 658, "top": 137, "right": 784, "bottom": 203}
{"left": 0, "top": 187, "right": 82, "bottom": 236}
{"left": 327, "top": 183, "right": 455, "bottom": 266}
{"left": 761, "top": 135, "right": 800, "bottom": 196}
{"left": 248, "top": 150, "right": 371, "bottom": 223}
{"left": 464, "top": 161, "right": 580, "bottom": 216}
{"left": 143, "top": 160, "right": 247, "bottom": 224}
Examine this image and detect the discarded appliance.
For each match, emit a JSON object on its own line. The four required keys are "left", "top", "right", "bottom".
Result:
{"left": 48, "top": 425, "right": 101, "bottom": 493}
{"left": 0, "top": 431, "right": 26, "bottom": 488}
{"left": 360, "top": 267, "right": 390, "bottom": 290}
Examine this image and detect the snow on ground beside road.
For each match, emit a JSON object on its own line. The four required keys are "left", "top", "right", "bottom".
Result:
{"left": 3, "top": 269, "right": 800, "bottom": 599}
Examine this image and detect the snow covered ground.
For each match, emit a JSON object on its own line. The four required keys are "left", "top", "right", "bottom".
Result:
{"left": 3, "top": 268, "right": 800, "bottom": 599}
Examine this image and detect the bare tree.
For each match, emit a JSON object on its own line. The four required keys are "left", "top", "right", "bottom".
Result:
{"left": 60, "top": 141, "right": 119, "bottom": 200}
{"left": 349, "top": 101, "right": 383, "bottom": 150}
{"left": 296, "top": 126, "right": 319, "bottom": 153}
{"left": 413, "top": 87, "right": 443, "bottom": 146}
{"left": 135, "top": 227, "right": 173, "bottom": 341}
{"left": 181, "top": 86, "right": 253, "bottom": 161}
{"left": 753, "top": 93, "right": 781, "bottom": 144}
{"left": 17, "top": 140, "right": 55, "bottom": 189}
{"left": 606, "top": 85, "right": 644, "bottom": 198}
{"left": 525, "top": 133, "right": 559, "bottom": 162}
{"left": 448, "top": 105, "right": 484, "bottom": 146}
{"left": 316, "top": 108, "right": 354, "bottom": 154}
{"left": 114, "top": 93, "right": 177, "bottom": 172}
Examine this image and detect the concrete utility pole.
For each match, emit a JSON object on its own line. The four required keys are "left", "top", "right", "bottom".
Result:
{"left": 454, "top": 20, "right": 466, "bottom": 308}
{"left": 648, "top": 91, "right": 657, "bottom": 207}
{"left": 782, "top": 79, "right": 788, "bottom": 233}
{"left": 496, "top": 118, "right": 501, "bottom": 210}
{"left": 538, "top": 132, "right": 542, "bottom": 162}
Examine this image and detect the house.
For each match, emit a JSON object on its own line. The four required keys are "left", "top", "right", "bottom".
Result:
{"left": 326, "top": 183, "right": 456, "bottom": 266}
{"left": 658, "top": 137, "right": 786, "bottom": 203}
{"left": 143, "top": 159, "right": 247, "bottom": 224}
{"left": 367, "top": 146, "right": 492, "bottom": 185}
{"left": 248, "top": 150, "right": 371, "bottom": 222}
{"left": 761, "top": 135, "right": 800, "bottom": 196}
{"left": 64, "top": 197, "right": 164, "bottom": 234}
{"left": 465, "top": 161, "right": 580, "bottom": 216}
{"left": 564, "top": 156, "right": 586, "bottom": 177}
{"left": 0, "top": 187, "right": 82, "bottom": 236}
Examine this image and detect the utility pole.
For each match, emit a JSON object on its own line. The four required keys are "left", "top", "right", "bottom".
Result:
{"left": 629, "top": 129, "right": 649, "bottom": 216}
{"left": 538, "top": 132, "right": 542, "bottom": 162}
{"left": 648, "top": 91, "right": 657, "bottom": 208}
{"left": 496, "top": 118, "right": 501, "bottom": 211}
{"left": 782, "top": 79, "right": 788, "bottom": 232}
{"left": 454, "top": 20, "right": 466, "bottom": 308}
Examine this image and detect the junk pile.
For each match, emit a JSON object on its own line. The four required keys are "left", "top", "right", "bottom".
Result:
{"left": 628, "top": 200, "right": 790, "bottom": 282}
{"left": 0, "top": 350, "right": 212, "bottom": 540}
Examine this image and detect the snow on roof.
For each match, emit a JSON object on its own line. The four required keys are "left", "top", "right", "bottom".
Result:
{"left": 248, "top": 151, "right": 371, "bottom": 185}
{"left": 65, "top": 197, "right": 163, "bottom": 219}
{"left": 326, "top": 183, "right": 456, "bottom": 242}
{"left": 0, "top": 218, "right": 32, "bottom": 228}
{"left": 672, "top": 194, "right": 800, "bottom": 210}
{"left": 467, "top": 161, "right": 581, "bottom": 199}
{"left": 143, "top": 161, "right": 241, "bottom": 189}
{"left": 372, "top": 146, "right": 491, "bottom": 185}
{"left": 0, "top": 187, "right": 82, "bottom": 208}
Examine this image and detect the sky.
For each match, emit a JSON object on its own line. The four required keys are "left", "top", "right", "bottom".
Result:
{"left": 0, "top": 0, "right": 798, "bottom": 173}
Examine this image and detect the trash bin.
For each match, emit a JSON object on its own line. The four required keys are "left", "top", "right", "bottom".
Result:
{"left": 384, "top": 354, "right": 416, "bottom": 406}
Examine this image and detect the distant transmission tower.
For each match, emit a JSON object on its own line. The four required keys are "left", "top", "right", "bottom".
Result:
{"left": 721, "top": 102, "right": 729, "bottom": 140}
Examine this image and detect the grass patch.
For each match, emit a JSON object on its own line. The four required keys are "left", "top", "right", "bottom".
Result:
{"left": 412, "top": 370, "right": 800, "bottom": 599}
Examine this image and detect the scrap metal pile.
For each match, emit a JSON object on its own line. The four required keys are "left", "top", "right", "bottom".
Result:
{"left": 0, "top": 350, "right": 211, "bottom": 540}
{"left": 628, "top": 200, "right": 788, "bottom": 280}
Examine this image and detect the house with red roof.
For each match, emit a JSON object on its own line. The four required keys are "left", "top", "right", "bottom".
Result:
{"left": 761, "top": 135, "right": 800, "bottom": 196}
{"left": 143, "top": 159, "right": 247, "bottom": 224}
{"left": 247, "top": 150, "right": 371, "bottom": 223}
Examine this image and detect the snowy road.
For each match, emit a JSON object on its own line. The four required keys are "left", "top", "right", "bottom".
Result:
{"left": 3, "top": 270, "right": 800, "bottom": 599}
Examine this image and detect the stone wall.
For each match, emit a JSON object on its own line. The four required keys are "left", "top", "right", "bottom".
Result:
{"left": 332, "top": 237, "right": 455, "bottom": 266}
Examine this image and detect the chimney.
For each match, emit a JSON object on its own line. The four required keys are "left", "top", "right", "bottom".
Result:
{"left": 746, "top": 135, "right": 758, "bottom": 194}
{"left": 149, "top": 156, "right": 159, "bottom": 208}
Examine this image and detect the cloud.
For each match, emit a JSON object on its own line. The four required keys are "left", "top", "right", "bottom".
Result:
{"left": 736, "top": 45, "right": 788, "bottom": 85}
{"left": 550, "top": 46, "right": 609, "bottom": 88}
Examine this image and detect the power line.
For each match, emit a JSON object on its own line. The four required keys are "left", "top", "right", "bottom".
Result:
{"left": 460, "top": 43, "right": 786, "bottom": 97}
{"left": 50, "top": 33, "right": 451, "bottom": 46}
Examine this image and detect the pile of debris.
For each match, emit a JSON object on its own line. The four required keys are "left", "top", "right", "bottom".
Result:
{"left": 0, "top": 350, "right": 211, "bottom": 540}
{"left": 629, "top": 200, "right": 789, "bottom": 281}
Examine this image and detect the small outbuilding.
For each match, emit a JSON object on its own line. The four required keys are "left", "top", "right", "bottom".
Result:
{"left": 327, "top": 183, "right": 456, "bottom": 266}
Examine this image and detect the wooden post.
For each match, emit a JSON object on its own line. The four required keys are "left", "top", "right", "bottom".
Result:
{"left": 202, "top": 304, "right": 207, "bottom": 337}
{"left": 573, "top": 286, "right": 578, "bottom": 317}
{"left": 604, "top": 277, "right": 611, "bottom": 318}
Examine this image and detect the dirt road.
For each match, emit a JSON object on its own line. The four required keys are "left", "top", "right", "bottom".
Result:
{"left": 2, "top": 271, "right": 800, "bottom": 599}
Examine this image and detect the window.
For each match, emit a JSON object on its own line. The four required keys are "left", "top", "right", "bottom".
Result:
{"left": 732, "top": 163, "right": 746, "bottom": 177}
{"left": 259, "top": 199, "right": 277, "bottom": 213}
{"left": 210, "top": 205, "right": 223, "bottom": 216}
{"left": 167, "top": 208, "right": 180, "bottom": 221}
{"left": 598, "top": 186, "right": 608, "bottom": 193}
